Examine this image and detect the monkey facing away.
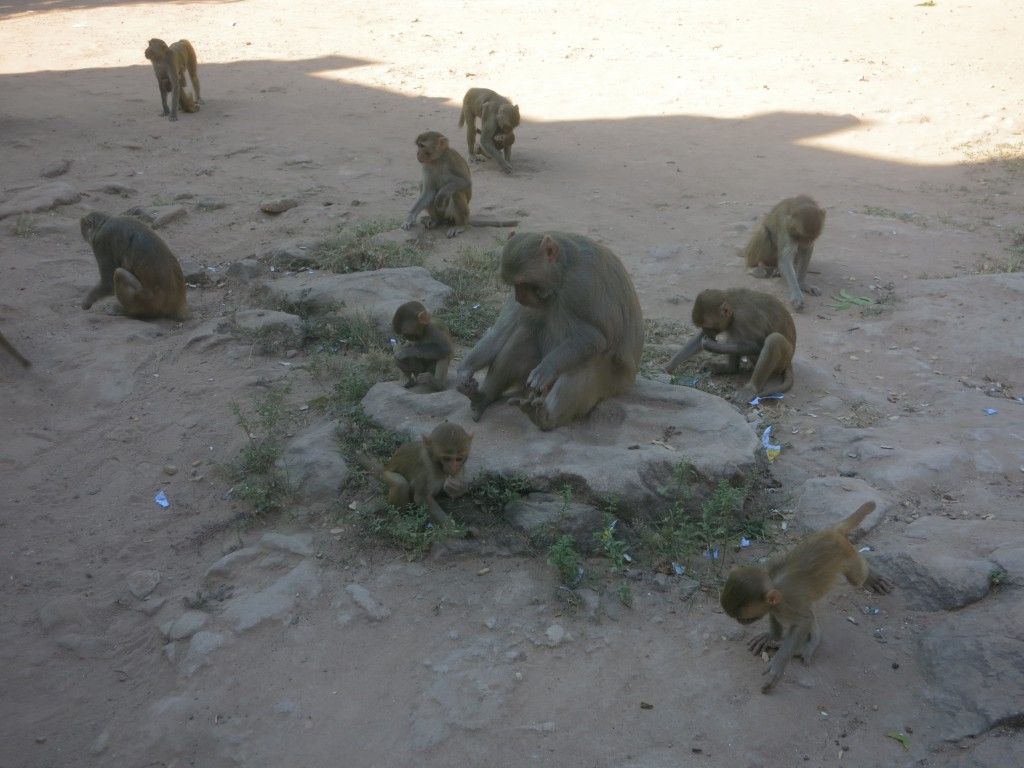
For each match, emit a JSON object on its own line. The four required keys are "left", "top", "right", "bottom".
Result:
{"left": 0, "top": 330, "right": 31, "bottom": 369}
{"left": 720, "top": 501, "right": 894, "bottom": 693}
{"left": 664, "top": 287, "right": 795, "bottom": 405}
{"left": 401, "top": 131, "right": 519, "bottom": 238}
{"left": 459, "top": 87, "right": 520, "bottom": 174}
{"left": 356, "top": 423, "right": 473, "bottom": 528}
{"left": 392, "top": 300, "right": 455, "bottom": 391}
{"left": 80, "top": 212, "right": 191, "bottom": 321}
{"left": 456, "top": 232, "right": 645, "bottom": 430}
{"left": 144, "top": 38, "right": 203, "bottom": 122}
{"left": 743, "top": 195, "right": 826, "bottom": 311}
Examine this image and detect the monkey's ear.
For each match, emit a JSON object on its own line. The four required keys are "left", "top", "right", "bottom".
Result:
{"left": 417, "top": 310, "right": 430, "bottom": 324}
{"left": 765, "top": 588, "right": 782, "bottom": 606}
{"left": 541, "top": 235, "right": 560, "bottom": 262}
{"left": 718, "top": 302, "right": 734, "bottom": 318}
{"left": 421, "top": 434, "right": 433, "bottom": 445}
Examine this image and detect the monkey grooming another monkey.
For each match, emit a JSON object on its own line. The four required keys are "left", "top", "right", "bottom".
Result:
{"left": 0, "top": 330, "right": 31, "bottom": 368}
{"left": 743, "top": 195, "right": 826, "bottom": 311}
{"left": 456, "top": 232, "right": 645, "bottom": 430}
{"left": 144, "top": 38, "right": 203, "bottom": 122}
{"left": 459, "top": 87, "right": 520, "bottom": 174}
{"left": 79, "top": 212, "right": 191, "bottom": 321}
{"left": 401, "top": 131, "right": 518, "bottom": 238}
{"left": 476, "top": 128, "right": 515, "bottom": 158}
{"left": 392, "top": 300, "right": 455, "bottom": 391}
{"left": 721, "top": 501, "right": 893, "bottom": 694}
{"left": 356, "top": 423, "right": 473, "bottom": 528}
{"left": 664, "top": 287, "right": 795, "bottom": 405}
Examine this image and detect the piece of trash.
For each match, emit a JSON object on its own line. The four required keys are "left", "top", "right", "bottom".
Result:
{"left": 389, "top": 338, "right": 397, "bottom": 346}
{"left": 640, "top": 701, "right": 654, "bottom": 710}
{"left": 761, "top": 426, "right": 781, "bottom": 463}
{"left": 472, "top": 304, "right": 481, "bottom": 310}
{"left": 278, "top": 361, "right": 292, "bottom": 367}
{"left": 672, "top": 562, "right": 685, "bottom": 575}
{"left": 650, "top": 439, "right": 676, "bottom": 451}
{"left": 859, "top": 545, "right": 873, "bottom": 553}
{"left": 154, "top": 491, "right": 169, "bottom": 508}
{"left": 863, "top": 607, "right": 881, "bottom": 615}
{"left": 749, "top": 393, "right": 784, "bottom": 406}
{"left": 886, "top": 731, "right": 910, "bottom": 750}
{"left": 703, "top": 547, "right": 719, "bottom": 560}
{"left": 740, "top": 538, "right": 751, "bottom": 547}
{"left": 477, "top": 567, "right": 491, "bottom": 576}
{"left": 623, "top": 553, "right": 633, "bottom": 563}
{"left": 820, "top": 710, "right": 829, "bottom": 718}
{"left": 984, "top": 408, "right": 998, "bottom": 415}
{"left": 847, "top": 616, "right": 858, "bottom": 624}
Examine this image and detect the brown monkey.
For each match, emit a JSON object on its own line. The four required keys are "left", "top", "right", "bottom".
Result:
{"left": 456, "top": 232, "right": 644, "bottom": 430}
{"left": 721, "top": 501, "right": 893, "bottom": 693}
{"left": 144, "top": 38, "right": 203, "bottom": 122}
{"left": 664, "top": 287, "right": 795, "bottom": 405}
{"left": 459, "top": 87, "right": 520, "bottom": 174}
{"left": 356, "top": 423, "right": 473, "bottom": 527}
{"left": 743, "top": 195, "right": 826, "bottom": 311}
{"left": 0, "top": 330, "right": 31, "bottom": 368}
{"left": 401, "top": 131, "right": 519, "bottom": 238}
{"left": 79, "top": 212, "right": 191, "bottom": 321}
{"left": 178, "top": 89, "right": 200, "bottom": 114}
{"left": 392, "top": 300, "right": 455, "bottom": 391}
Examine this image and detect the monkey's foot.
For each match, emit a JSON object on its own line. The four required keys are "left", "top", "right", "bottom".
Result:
{"left": 445, "top": 226, "right": 464, "bottom": 238}
{"left": 800, "top": 282, "right": 821, "bottom": 296}
{"left": 456, "top": 376, "right": 479, "bottom": 398}
{"left": 508, "top": 394, "right": 557, "bottom": 431}
{"left": 747, "top": 266, "right": 772, "bottom": 279}
{"left": 748, "top": 632, "right": 778, "bottom": 656}
{"left": 402, "top": 377, "right": 417, "bottom": 389}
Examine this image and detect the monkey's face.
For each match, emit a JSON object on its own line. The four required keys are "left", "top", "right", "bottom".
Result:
{"left": 438, "top": 453, "right": 467, "bottom": 477}
{"left": 513, "top": 283, "right": 552, "bottom": 309}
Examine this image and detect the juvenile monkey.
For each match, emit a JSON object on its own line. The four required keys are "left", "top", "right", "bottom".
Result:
{"left": 664, "top": 287, "right": 795, "bottom": 405}
{"left": 392, "top": 300, "right": 454, "bottom": 391}
{"left": 401, "top": 131, "right": 518, "bottom": 238}
{"left": 475, "top": 128, "right": 515, "bottom": 158}
{"left": 80, "top": 212, "right": 191, "bottom": 321}
{"left": 144, "top": 38, "right": 203, "bottom": 121}
{"left": 721, "top": 501, "right": 893, "bottom": 693}
{"left": 356, "top": 423, "right": 473, "bottom": 528}
{"left": 0, "top": 330, "right": 31, "bottom": 368}
{"left": 743, "top": 195, "right": 826, "bottom": 311}
{"left": 459, "top": 87, "right": 520, "bottom": 174}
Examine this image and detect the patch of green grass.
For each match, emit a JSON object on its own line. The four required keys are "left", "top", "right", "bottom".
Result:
{"left": 989, "top": 565, "right": 1008, "bottom": 586}
{"left": 469, "top": 472, "right": 529, "bottom": 516}
{"left": 316, "top": 218, "right": 427, "bottom": 273}
{"left": 228, "top": 388, "right": 295, "bottom": 517}
{"left": 433, "top": 245, "right": 506, "bottom": 344}
{"left": 617, "top": 581, "right": 634, "bottom": 608}
{"left": 548, "top": 535, "right": 585, "bottom": 587}
{"left": 360, "top": 504, "right": 461, "bottom": 554}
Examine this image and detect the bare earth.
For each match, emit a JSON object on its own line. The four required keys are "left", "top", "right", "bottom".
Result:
{"left": 1, "top": 1, "right": 1023, "bottom": 766}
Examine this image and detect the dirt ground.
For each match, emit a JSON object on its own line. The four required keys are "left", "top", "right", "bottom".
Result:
{"left": 1, "top": 1, "right": 1023, "bottom": 766}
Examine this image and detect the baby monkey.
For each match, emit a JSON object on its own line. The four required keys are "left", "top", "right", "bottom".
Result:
{"left": 392, "top": 300, "right": 454, "bottom": 391}
{"left": 356, "top": 423, "right": 472, "bottom": 528}
{"left": 721, "top": 501, "right": 893, "bottom": 693}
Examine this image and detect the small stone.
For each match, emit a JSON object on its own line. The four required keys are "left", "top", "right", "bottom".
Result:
{"left": 260, "top": 197, "right": 299, "bottom": 214}
{"left": 164, "top": 464, "right": 178, "bottom": 476}
{"left": 41, "top": 159, "right": 71, "bottom": 178}
{"left": 127, "top": 569, "right": 161, "bottom": 599}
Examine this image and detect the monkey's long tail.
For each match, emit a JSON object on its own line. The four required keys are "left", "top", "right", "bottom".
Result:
{"left": 468, "top": 218, "right": 520, "bottom": 228}
{"left": 353, "top": 451, "right": 383, "bottom": 477}
{"left": 836, "top": 501, "right": 876, "bottom": 535}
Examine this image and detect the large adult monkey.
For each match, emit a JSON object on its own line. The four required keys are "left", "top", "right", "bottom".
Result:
{"left": 721, "top": 501, "right": 894, "bottom": 693}
{"left": 459, "top": 88, "right": 520, "bottom": 174}
{"left": 144, "top": 38, "right": 203, "bottom": 122}
{"left": 664, "top": 287, "right": 795, "bottom": 405}
{"left": 80, "top": 212, "right": 191, "bottom": 321}
{"left": 743, "top": 195, "right": 826, "bottom": 311}
{"left": 401, "top": 131, "right": 518, "bottom": 238}
{"left": 456, "top": 232, "right": 644, "bottom": 430}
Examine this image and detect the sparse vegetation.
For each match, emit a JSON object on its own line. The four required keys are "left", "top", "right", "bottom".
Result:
{"left": 548, "top": 535, "right": 585, "bottom": 587}
{"left": 432, "top": 244, "right": 506, "bottom": 344}
{"left": 316, "top": 218, "right": 426, "bottom": 273}
{"left": 228, "top": 388, "right": 296, "bottom": 517}
{"left": 5, "top": 214, "right": 36, "bottom": 237}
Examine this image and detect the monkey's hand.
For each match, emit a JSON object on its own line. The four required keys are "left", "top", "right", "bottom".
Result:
{"left": 455, "top": 371, "right": 478, "bottom": 398}
{"left": 747, "top": 632, "right": 777, "bottom": 656}
{"left": 799, "top": 282, "right": 821, "bottom": 297}
{"left": 401, "top": 216, "right": 415, "bottom": 231}
{"left": 865, "top": 568, "right": 894, "bottom": 595}
{"left": 443, "top": 474, "right": 468, "bottom": 498}
{"left": 394, "top": 346, "right": 414, "bottom": 360}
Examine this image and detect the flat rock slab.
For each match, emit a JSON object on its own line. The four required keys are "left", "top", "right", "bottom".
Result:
{"left": 361, "top": 377, "right": 761, "bottom": 520}
{"left": 259, "top": 266, "right": 451, "bottom": 330}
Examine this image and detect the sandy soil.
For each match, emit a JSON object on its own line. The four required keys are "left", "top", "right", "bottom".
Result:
{"left": 1, "top": 1, "right": 1023, "bottom": 766}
